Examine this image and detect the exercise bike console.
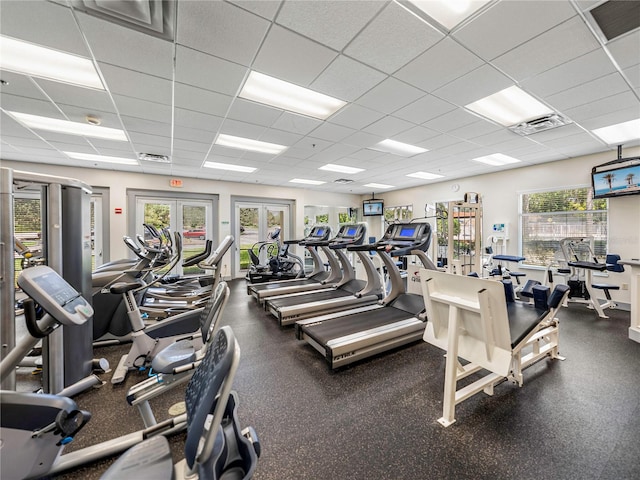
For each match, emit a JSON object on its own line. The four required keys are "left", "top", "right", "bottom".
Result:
{"left": 18, "top": 265, "right": 93, "bottom": 326}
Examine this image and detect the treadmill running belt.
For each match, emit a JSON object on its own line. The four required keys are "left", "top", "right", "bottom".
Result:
{"left": 268, "top": 290, "right": 353, "bottom": 309}
{"left": 250, "top": 277, "right": 321, "bottom": 293}
{"left": 303, "top": 307, "right": 418, "bottom": 346}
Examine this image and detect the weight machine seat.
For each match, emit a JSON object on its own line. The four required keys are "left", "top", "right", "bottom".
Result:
{"left": 606, "top": 254, "right": 625, "bottom": 273}
{"left": 519, "top": 279, "right": 541, "bottom": 299}
{"left": 557, "top": 268, "right": 572, "bottom": 274}
{"left": 493, "top": 255, "right": 526, "bottom": 263}
{"left": 509, "top": 272, "right": 526, "bottom": 277}
{"left": 568, "top": 261, "right": 607, "bottom": 271}
{"left": 592, "top": 283, "right": 620, "bottom": 291}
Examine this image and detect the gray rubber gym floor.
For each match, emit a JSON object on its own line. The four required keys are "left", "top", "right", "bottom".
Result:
{"left": 19, "top": 279, "right": 639, "bottom": 479}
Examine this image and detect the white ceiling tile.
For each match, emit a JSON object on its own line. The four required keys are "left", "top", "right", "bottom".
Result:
{"left": 76, "top": 12, "right": 173, "bottom": 79}
{"left": 129, "top": 132, "right": 171, "bottom": 149}
{"left": 564, "top": 91, "right": 640, "bottom": 125}
{"left": 393, "top": 94, "right": 457, "bottom": 124}
{"left": 346, "top": 148, "right": 387, "bottom": 161}
{"left": 344, "top": 2, "right": 443, "bottom": 74}
{"left": 423, "top": 108, "right": 479, "bottom": 133}
{"left": 258, "top": 130, "right": 302, "bottom": 146}
{"left": 121, "top": 116, "right": 171, "bottom": 137}
{"left": 1, "top": 93, "right": 61, "bottom": 118}
{"left": 327, "top": 104, "right": 384, "bottom": 130}
{"left": 276, "top": 0, "right": 383, "bottom": 51}
{"left": 271, "top": 112, "right": 322, "bottom": 135}
{"left": 310, "top": 55, "right": 386, "bottom": 102}
{"left": 0, "top": 71, "right": 48, "bottom": 99}
{"left": 173, "top": 125, "right": 215, "bottom": 145}
{"left": 174, "top": 108, "right": 224, "bottom": 132}
{"left": 132, "top": 143, "right": 171, "bottom": 156}
{"left": 454, "top": 0, "right": 575, "bottom": 60}
{"left": 308, "top": 123, "right": 356, "bottom": 142}
{"left": 521, "top": 49, "right": 617, "bottom": 98}
{"left": 227, "top": 98, "right": 282, "bottom": 127}
{"left": 524, "top": 123, "right": 585, "bottom": 143}
{"left": 421, "top": 134, "right": 463, "bottom": 150}
{"left": 493, "top": 16, "right": 601, "bottom": 81}
{"left": 362, "top": 116, "right": 415, "bottom": 137}
{"left": 112, "top": 94, "right": 172, "bottom": 123}
{"left": 177, "top": 0, "right": 269, "bottom": 66}
{"left": 433, "top": 64, "right": 513, "bottom": 106}
{"left": 35, "top": 78, "right": 114, "bottom": 113}
{"left": 447, "top": 119, "right": 503, "bottom": 141}
{"left": 393, "top": 125, "right": 440, "bottom": 144}
{"left": 91, "top": 139, "right": 136, "bottom": 153}
{"left": 57, "top": 105, "right": 121, "bottom": 129}
{"left": 0, "top": 1, "right": 89, "bottom": 56}
{"left": 395, "top": 38, "right": 483, "bottom": 92}
{"left": 173, "top": 138, "right": 211, "bottom": 154}
{"left": 175, "top": 46, "right": 248, "bottom": 96}
{"left": 174, "top": 84, "right": 233, "bottom": 117}
{"left": 343, "top": 132, "right": 385, "bottom": 149}
{"left": 172, "top": 149, "right": 206, "bottom": 162}
{"left": 36, "top": 131, "right": 94, "bottom": 146}
{"left": 99, "top": 63, "right": 172, "bottom": 105}
{"left": 607, "top": 30, "right": 640, "bottom": 70}
{"left": 219, "top": 119, "right": 266, "bottom": 139}
{"left": 470, "top": 130, "right": 528, "bottom": 147}
{"left": 253, "top": 25, "right": 338, "bottom": 86}
{"left": 1, "top": 134, "right": 49, "bottom": 148}
{"left": 356, "top": 77, "right": 424, "bottom": 114}
{"left": 623, "top": 64, "right": 640, "bottom": 89}
{"left": 547, "top": 72, "right": 630, "bottom": 111}
{"left": 228, "top": 1, "right": 282, "bottom": 20}
{"left": 208, "top": 145, "right": 244, "bottom": 159}
{"left": 574, "top": 104, "right": 640, "bottom": 131}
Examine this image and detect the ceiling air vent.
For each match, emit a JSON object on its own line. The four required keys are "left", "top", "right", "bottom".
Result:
{"left": 138, "top": 153, "right": 171, "bottom": 164}
{"left": 334, "top": 178, "right": 354, "bottom": 184}
{"left": 70, "top": 0, "right": 176, "bottom": 41}
{"left": 589, "top": 0, "right": 640, "bottom": 41}
{"left": 509, "top": 113, "right": 572, "bottom": 136}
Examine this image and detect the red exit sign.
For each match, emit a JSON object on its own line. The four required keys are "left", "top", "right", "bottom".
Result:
{"left": 170, "top": 178, "right": 183, "bottom": 188}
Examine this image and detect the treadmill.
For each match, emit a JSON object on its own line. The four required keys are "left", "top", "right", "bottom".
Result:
{"left": 251, "top": 227, "right": 349, "bottom": 304}
{"left": 246, "top": 226, "right": 333, "bottom": 299}
{"left": 295, "top": 222, "right": 434, "bottom": 369}
{"left": 266, "top": 224, "right": 384, "bottom": 326}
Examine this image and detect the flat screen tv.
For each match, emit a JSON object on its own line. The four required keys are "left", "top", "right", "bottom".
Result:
{"left": 592, "top": 157, "right": 640, "bottom": 199}
{"left": 363, "top": 199, "right": 384, "bottom": 216}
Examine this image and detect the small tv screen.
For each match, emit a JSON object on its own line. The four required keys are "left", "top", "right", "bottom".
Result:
{"left": 592, "top": 158, "right": 640, "bottom": 199}
{"left": 363, "top": 200, "right": 384, "bottom": 216}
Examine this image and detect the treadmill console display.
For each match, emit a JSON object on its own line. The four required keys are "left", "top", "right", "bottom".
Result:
{"left": 346, "top": 227, "right": 358, "bottom": 237}
{"left": 314, "top": 228, "right": 325, "bottom": 237}
{"left": 398, "top": 226, "right": 417, "bottom": 239}
{"left": 18, "top": 266, "right": 94, "bottom": 326}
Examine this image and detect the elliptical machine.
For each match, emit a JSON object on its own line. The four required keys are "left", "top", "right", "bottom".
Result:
{"left": 246, "top": 227, "right": 305, "bottom": 284}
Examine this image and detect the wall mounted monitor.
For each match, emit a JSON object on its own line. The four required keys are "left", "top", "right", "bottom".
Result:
{"left": 363, "top": 199, "right": 384, "bottom": 216}
{"left": 592, "top": 157, "right": 640, "bottom": 199}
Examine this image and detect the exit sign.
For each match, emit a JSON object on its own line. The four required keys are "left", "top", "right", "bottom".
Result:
{"left": 170, "top": 178, "right": 183, "bottom": 188}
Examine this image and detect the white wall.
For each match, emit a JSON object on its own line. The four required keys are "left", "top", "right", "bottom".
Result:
{"left": 366, "top": 147, "right": 640, "bottom": 305}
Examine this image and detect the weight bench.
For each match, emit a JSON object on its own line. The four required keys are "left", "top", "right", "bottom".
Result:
{"left": 490, "top": 255, "right": 527, "bottom": 291}
{"left": 420, "top": 269, "right": 570, "bottom": 427}
{"left": 567, "top": 254, "right": 625, "bottom": 318}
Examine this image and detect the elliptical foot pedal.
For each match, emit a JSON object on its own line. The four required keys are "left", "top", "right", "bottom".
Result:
{"left": 111, "top": 354, "right": 129, "bottom": 384}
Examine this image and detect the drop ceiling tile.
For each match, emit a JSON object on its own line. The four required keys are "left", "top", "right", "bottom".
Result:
{"left": 344, "top": 1, "right": 443, "bottom": 74}
{"left": 112, "top": 94, "right": 172, "bottom": 123}
{"left": 0, "top": 71, "right": 48, "bottom": 99}
{"left": 454, "top": 0, "right": 575, "bottom": 60}
{"left": 493, "top": 16, "right": 600, "bottom": 81}
{"left": 356, "top": 77, "right": 424, "bottom": 115}
{"left": 91, "top": 139, "right": 136, "bottom": 152}
{"left": 76, "top": 12, "right": 173, "bottom": 79}
{"left": 121, "top": 116, "right": 171, "bottom": 137}
{"left": 308, "top": 123, "right": 356, "bottom": 142}
{"left": 175, "top": 46, "right": 248, "bottom": 96}
{"left": 575, "top": 104, "right": 640, "bottom": 131}
{"left": 435, "top": 139, "right": 482, "bottom": 156}
{"left": 310, "top": 55, "right": 386, "bottom": 102}
{"left": 342, "top": 131, "right": 383, "bottom": 149}
{"left": 253, "top": 25, "right": 338, "bottom": 86}
{"left": 402, "top": 37, "right": 485, "bottom": 93}
{"left": 258, "top": 129, "right": 301, "bottom": 147}
{"left": 393, "top": 94, "right": 457, "bottom": 124}
{"left": 0, "top": 111, "right": 46, "bottom": 138}
{"left": 623, "top": 64, "right": 640, "bottom": 89}
{"left": 99, "top": 63, "right": 172, "bottom": 105}
{"left": 471, "top": 130, "right": 528, "bottom": 147}
{"left": 547, "top": 72, "right": 630, "bottom": 111}
{"left": 0, "top": 1, "right": 89, "bottom": 56}
{"left": 174, "top": 108, "right": 224, "bottom": 132}
{"left": 173, "top": 125, "right": 215, "bottom": 145}
{"left": 421, "top": 134, "right": 462, "bottom": 150}
{"left": 171, "top": 149, "right": 206, "bottom": 162}
{"left": 129, "top": 132, "right": 171, "bottom": 149}
{"left": 362, "top": 116, "right": 415, "bottom": 137}
{"left": 423, "top": 108, "right": 479, "bottom": 133}
{"left": 219, "top": 119, "right": 266, "bottom": 139}
{"left": 447, "top": 119, "right": 503, "bottom": 141}
{"left": 36, "top": 131, "right": 95, "bottom": 146}
{"left": 174, "top": 84, "right": 233, "bottom": 117}
{"left": 46, "top": 141, "right": 95, "bottom": 153}
{"left": 1, "top": 93, "right": 61, "bottom": 118}
{"left": 271, "top": 112, "right": 322, "bottom": 135}
{"left": 327, "top": 104, "right": 384, "bottom": 130}
{"left": 177, "top": 0, "right": 269, "bottom": 66}
{"left": 276, "top": 0, "right": 383, "bottom": 51}
{"left": 207, "top": 145, "right": 244, "bottom": 158}
{"left": 227, "top": 98, "right": 282, "bottom": 127}
{"left": 133, "top": 143, "right": 171, "bottom": 156}
{"left": 308, "top": 143, "right": 360, "bottom": 160}
{"left": 35, "top": 78, "right": 114, "bottom": 112}
{"left": 278, "top": 146, "right": 315, "bottom": 160}
{"left": 228, "top": 0, "right": 282, "bottom": 20}
{"left": 173, "top": 138, "right": 211, "bottom": 154}
{"left": 393, "top": 125, "right": 440, "bottom": 144}
{"left": 344, "top": 148, "right": 387, "bottom": 161}
{"left": 1, "top": 134, "right": 49, "bottom": 148}
{"left": 607, "top": 30, "right": 640, "bottom": 69}
{"left": 564, "top": 91, "right": 640, "bottom": 125}
{"left": 433, "top": 64, "right": 513, "bottom": 106}
{"left": 521, "top": 49, "right": 617, "bottom": 98}
{"left": 57, "top": 105, "right": 121, "bottom": 129}
{"left": 525, "top": 123, "right": 585, "bottom": 143}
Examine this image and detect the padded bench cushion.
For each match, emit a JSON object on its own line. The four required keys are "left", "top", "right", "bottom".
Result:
{"left": 493, "top": 255, "right": 526, "bottom": 262}
{"left": 568, "top": 261, "right": 607, "bottom": 271}
{"left": 507, "top": 303, "right": 549, "bottom": 349}
{"left": 592, "top": 283, "right": 620, "bottom": 290}
{"left": 509, "top": 272, "right": 526, "bottom": 277}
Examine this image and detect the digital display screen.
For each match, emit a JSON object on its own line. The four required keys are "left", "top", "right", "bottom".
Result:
{"left": 315, "top": 228, "right": 325, "bottom": 236}
{"left": 592, "top": 161, "right": 640, "bottom": 199}
{"left": 363, "top": 200, "right": 383, "bottom": 216}
{"left": 399, "top": 227, "right": 416, "bottom": 238}
{"left": 33, "top": 271, "right": 77, "bottom": 307}
{"left": 346, "top": 227, "right": 357, "bottom": 236}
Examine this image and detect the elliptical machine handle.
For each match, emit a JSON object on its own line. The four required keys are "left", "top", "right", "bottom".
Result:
{"left": 23, "top": 298, "right": 56, "bottom": 339}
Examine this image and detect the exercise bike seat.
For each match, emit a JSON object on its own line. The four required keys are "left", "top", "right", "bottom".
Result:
{"left": 101, "top": 435, "right": 174, "bottom": 480}
{"left": 151, "top": 339, "right": 198, "bottom": 373}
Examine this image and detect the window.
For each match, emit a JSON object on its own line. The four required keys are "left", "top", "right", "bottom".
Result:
{"left": 384, "top": 204, "right": 413, "bottom": 222}
{"left": 520, "top": 187, "right": 607, "bottom": 267}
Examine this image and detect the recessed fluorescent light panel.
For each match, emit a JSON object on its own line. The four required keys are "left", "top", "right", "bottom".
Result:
{"left": 406, "top": 171, "right": 444, "bottom": 180}
{"left": 364, "top": 183, "right": 394, "bottom": 189}
{"left": 472, "top": 153, "right": 521, "bottom": 166}
{"left": 7, "top": 112, "right": 128, "bottom": 141}
{"left": 203, "top": 161, "right": 256, "bottom": 173}
{"left": 371, "top": 139, "right": 428, "bottom": 157}
{"left": 239, "top": 71, "right": 346, "bottom": 120}
{"left": 215, "top": 133, "right": 287, "bottom": 155}
{"left": 466, "top": 86, "right": 553, "bottom": 127}
{"left": 0, "top": 35, "right": 104, "bottom": 89}
{"left": 404, "top": 0, "right": 492, "bottom": 30}
{"left": 592, "top": 119, "right": 640, "bottom": 144}
{"left": 319, "top": 164, "right": 364, "bottom": 174}
{"left": 64, "top": 151, "right": 138, "bottom": 165}
{"left": 289, "top": 178, "right": 326, "bottom": 185}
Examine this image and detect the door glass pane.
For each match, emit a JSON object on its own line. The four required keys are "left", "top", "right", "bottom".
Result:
{"left": 182, "top": 204, "right": 208, "bottom": 274}
{"left": 239, "top": 207, "right": 259, "bottom": 271}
